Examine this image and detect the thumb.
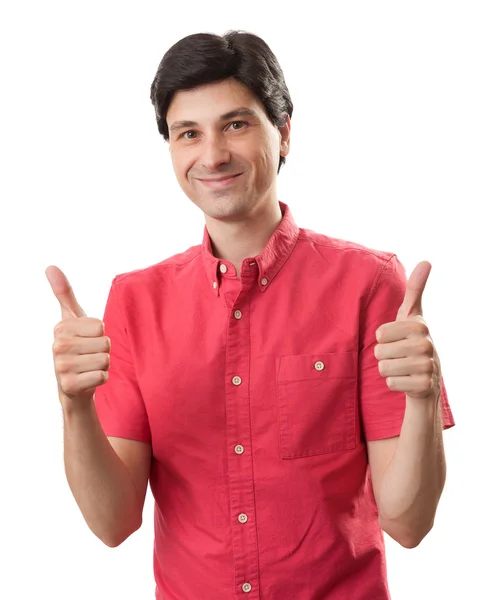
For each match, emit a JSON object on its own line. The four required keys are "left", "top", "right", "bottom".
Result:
{"left": 45, "top": 265, "right": 87, "bottom": 319}
{"left": 396, "top": 260, "right": 431, "bottom": 321}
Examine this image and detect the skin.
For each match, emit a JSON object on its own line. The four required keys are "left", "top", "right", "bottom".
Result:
{"left": 166, "top": 77, "right": 291, "bottom": 279}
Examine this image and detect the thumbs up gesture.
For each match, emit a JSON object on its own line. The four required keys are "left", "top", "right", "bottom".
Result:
{"left": 373, "top": 261, "right": 442, "bottom": 402}
{"left": 46, "top": 266, "right": 111, "bottom": 406}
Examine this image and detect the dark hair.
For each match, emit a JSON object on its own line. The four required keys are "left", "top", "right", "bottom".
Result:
{"left": 149, "top": 30, "right": 293, "bottom": 174}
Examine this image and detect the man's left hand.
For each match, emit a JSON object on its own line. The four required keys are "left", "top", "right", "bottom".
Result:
{"left": 374, "top": 261, "right": 441, "bottom": 402}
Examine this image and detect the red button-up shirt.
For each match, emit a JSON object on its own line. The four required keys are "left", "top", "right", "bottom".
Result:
{"left": 94, "top": 200, "right": 455, "bottom": 599}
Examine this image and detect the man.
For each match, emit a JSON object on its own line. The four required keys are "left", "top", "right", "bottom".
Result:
{"left": 47, "top": 30, "right": 455, "bottom": 599}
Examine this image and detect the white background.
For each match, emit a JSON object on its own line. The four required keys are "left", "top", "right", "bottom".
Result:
{"left": 1, "top": 1, "right": 485, "bottom": 598}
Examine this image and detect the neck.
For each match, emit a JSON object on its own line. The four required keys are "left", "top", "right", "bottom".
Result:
{"left": 206, "top": 198, "right": 283, "bottom": 279}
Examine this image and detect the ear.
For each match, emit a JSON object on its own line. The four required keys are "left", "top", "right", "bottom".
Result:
{"left": 279, "top": 115, "right": 291, "bottom": 157}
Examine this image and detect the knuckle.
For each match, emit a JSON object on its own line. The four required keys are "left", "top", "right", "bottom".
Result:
{"left": 53, "top": 322, "right": 65, "bottom": 336}
{"left": 60, "top": 374, "right": 75, "bottom": 394}
{"left": 52, "top": 339, "right": 69, "bottom": 355}
{"left": 55, "top": 356, "right": 70, "bottom": 373}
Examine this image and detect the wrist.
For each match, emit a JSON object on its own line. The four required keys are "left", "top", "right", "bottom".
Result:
{"left": 404, "top": 392, "right": 442, "bottom": 429}
{"left": 59, "top": 391, "right": 95, "bottom": 419}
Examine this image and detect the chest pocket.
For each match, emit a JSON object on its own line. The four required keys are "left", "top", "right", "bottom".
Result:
{"left": 275, "top": 352, "right": 357, "bottom": 459}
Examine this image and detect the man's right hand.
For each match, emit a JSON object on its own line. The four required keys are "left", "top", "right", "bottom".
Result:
{"left": 46, "top": 265, "right": 111, "bottom": 406}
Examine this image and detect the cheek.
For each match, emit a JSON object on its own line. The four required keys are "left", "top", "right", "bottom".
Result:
{"left": 258, "top": 132, "right": 280, "bottom": 168}
{"left": 258, "top": 144, "right": 278, "bottom": 176}
{"left": 171, "top": 151, "right": 191, "bottom": 182}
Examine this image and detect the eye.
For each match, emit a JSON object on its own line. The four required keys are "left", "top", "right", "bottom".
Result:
{"left": 180, "top": 130, "right": 197, "bottom": 140}
{"left": 228, "top": 120, "right": 248, "bottom": 130}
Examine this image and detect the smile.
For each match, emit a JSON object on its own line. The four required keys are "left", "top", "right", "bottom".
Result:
{"left": 198, "top": 174, "right": 242, "bottom": 188}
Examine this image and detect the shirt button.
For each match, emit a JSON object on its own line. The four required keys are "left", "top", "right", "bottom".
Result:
{"left": 238, "top": 513, "right": 248, "bottom": 523}
{"left": 261, "top": 277, "right": 268, "bottom": 286}
{"left": 235, "top": 445, "right": 244, "bottom": 454}
{"left": 219, "top": 264, "right": 228, "bottom": 273}
{"left": 242, "top": 583, "right": 252, "bottom": 593}
{"left": 314, "top": 361, "right": 325, "bottom": 371}
{"left": 232, "top": 376, "right": 242, "bottom": 385}
{"left": 234, "top": 309, "right": 242, "bottom": 319}
{"left": 212, "top": 281, "right": 217, "bottom": 289}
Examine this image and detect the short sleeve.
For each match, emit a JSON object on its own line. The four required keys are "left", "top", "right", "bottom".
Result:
{"left": 359, "top": 255, "right": 455, "bottom": 441}
{"left": 93, "top": 277, "right": 151, "bottom": 444}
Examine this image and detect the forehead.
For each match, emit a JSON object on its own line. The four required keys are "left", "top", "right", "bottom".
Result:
{"left": 166, "top": 78, "right": 265, "bottom": 123}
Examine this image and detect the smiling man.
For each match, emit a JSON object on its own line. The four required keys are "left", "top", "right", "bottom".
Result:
{"left": 166, "top": 75, "right": 290, "bottom": 279}
{"left": 50, "top": 30, "right": 455, "bottom": 600}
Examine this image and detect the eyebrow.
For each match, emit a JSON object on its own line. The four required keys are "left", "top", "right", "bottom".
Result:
{"left": 169, "top": 107, "right": 260, "bottom": 133}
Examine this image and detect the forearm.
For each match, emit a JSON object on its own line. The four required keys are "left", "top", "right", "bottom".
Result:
{"left": 62, "top": 396, "right": 141, "bottom": 547}
{"left": 377, "top": 394, "right": 446, "bottom": 546}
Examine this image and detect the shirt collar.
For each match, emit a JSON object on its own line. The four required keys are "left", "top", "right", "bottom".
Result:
{"left": 201, "top": 200, "right": 300, "bottom": 294}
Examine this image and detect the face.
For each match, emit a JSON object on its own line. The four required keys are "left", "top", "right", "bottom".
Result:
{"left": 166, "top": 77, "right": 290, "bottom": 222}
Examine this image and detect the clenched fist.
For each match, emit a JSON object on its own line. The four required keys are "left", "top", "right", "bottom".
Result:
{"left": 46, "top": 266, "right": 111, "bottom": 407}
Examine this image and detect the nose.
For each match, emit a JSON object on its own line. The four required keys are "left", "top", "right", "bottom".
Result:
{"left": 199, "top": 134, "right": 231, "bottom": 171}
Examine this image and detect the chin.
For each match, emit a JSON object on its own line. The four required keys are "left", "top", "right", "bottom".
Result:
{"left": 204, "top": 196, "right": 249, "bottom": 217}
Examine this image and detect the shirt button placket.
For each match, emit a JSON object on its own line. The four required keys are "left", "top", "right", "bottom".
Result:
{"left": 228, "top": 298, "right": 259, "bottom": 597}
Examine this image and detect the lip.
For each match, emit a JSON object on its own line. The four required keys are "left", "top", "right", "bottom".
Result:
{"left": 198, "top": 173, "right": 242, "bottom": 188}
